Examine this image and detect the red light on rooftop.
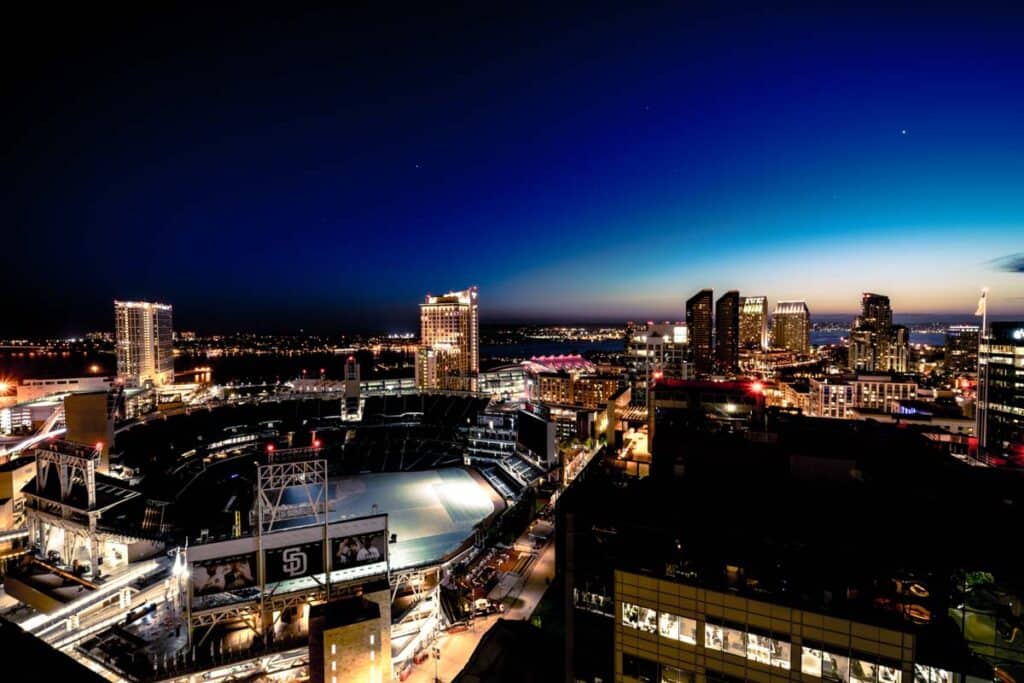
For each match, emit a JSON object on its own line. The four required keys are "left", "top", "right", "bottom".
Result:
{"left": 94, "top": 441, "right": 104, "bottom": 451}
{"left": 652, "top": 370, "right": 664, "bottom": 380}
{"left": 266, "top": 443, "right": 275, "bottom": 453}
{"left": 313, "top": 439, "right": 322, "bottom": 448}
{"left": 750, "top": 381, "right": 764, "bottom": 394}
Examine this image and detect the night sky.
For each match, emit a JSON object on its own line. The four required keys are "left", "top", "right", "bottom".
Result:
{"left": 5, "top": 3, "right": 1024, "bottom": 335}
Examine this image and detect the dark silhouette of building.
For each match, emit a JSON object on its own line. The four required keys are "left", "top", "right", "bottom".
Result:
{"left": 685, "top": 289, "right": 713, "bottom": 374}
{"left": 557, "top": 413, "right": 1014, "bottom": 683}
{"left": 714, "top": 290, "right": 740, "bottom": 372}
{"left": 945, "top": 325, "right": 979, "bottom": 374}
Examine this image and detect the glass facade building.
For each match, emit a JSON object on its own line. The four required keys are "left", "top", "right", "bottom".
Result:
{"left": 114, "top": 300, "right": 174, "bottom": 387}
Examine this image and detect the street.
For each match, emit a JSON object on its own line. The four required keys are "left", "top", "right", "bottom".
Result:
{"left": 404, "top": 532, "right": 556, "bottom": 682}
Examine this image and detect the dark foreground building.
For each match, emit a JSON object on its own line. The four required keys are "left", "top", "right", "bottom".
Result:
{"left": 558, "top": 410, "right": 1024, "bottom": 683}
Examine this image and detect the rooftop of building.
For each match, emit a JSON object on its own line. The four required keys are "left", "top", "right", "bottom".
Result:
{"left": 773, "top": 300, "right": 809, "bottom": 314}
{"left": 653, "top": 378, "right": 763, "bottom": 394}
{"left": 809, "top": 372, "right": 917, "bottom": 385}
{"left": 522, "top": 354, "right": 596, "bottom": 374}
{"left": 23, "top": 470, "right": 140, "bottom": 513}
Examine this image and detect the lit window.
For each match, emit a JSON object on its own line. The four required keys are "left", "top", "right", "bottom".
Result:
{"left": 370, "top": 634, "right": 375, "bottom": 646}
{"left": 878, "top": 664, "right": 901, "bottom": 683}
{"left": 851, "top": 659, "right": 876, "bottom": 683}
{"left": 621, "top": 602, "right": 656, "bottom": 632}
{"left": 822, "top": 652, "right": 850, "bottom": 681}
{"left": 331, "top": 644, "right": 336, "bottom": 655}
{"left": 704, "top": 623, "right": 724, "bottom": 651}
{"left": 802, "top": 647, "right": 823, "bottom": 677}
{"left": 724, "top": 627, "right": 745, "bottom": 658}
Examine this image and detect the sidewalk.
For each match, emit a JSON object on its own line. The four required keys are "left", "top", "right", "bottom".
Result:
{"left": 403, "top": 529, "right": 556, "bottom": 682}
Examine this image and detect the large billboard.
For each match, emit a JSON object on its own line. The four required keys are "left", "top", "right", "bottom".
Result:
{"left": 191, "top": 552, "right": 257, "bottom": 597}
{"left": 186, "top": 513, "right": 388, "bottom": 607}
{"left": 264, "top": 540, "right": 324, "bottom": 584}
{"left": 330, "top": 530, "right": 387, "bottom": 570}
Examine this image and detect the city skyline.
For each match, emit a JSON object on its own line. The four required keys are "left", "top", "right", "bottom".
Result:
{"left": 4, "top": 5, "right": 1024, "bottom": 683}
{"left": 4, "top": 4, "right": 1024, "bottom": 334}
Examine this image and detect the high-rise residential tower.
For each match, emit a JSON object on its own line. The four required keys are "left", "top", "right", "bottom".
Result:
{"left": 416, "top": 286, "right": 479, "bottom": 392}
{"left": 945, "top": 324, "right": 980, "bottom": 374}
{"left": 739, "top": 296, "right": 769, "bottom": 351}
{"left": 848, "top": 293, "right": 909, "bottom": 373}
{"left": 771, "top": 300, "right": 810, "bottom": 355}
{"left": 114, "top": 300, "right": 174, "bottom": 387}
{"left": 976, "top": 321, "right": 1024, "bottom": 461}
{"left": 624, "top": 321, "right": 690, "bottom": 405}
{"left": 685, "top": 289, "right": 713, "bottom": 375}
{"left": 714, "top": 290, "right": 740, "bottom": 372}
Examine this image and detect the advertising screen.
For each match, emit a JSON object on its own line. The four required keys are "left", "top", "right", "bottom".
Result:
{"left": 330, "top": 530, "right": 387, "bottom": 570}
{"left": 191, "top": 553, "right": 257, "bottom": 597}
{"left": 264, "top": 540, "right": 324, "bottom": 584}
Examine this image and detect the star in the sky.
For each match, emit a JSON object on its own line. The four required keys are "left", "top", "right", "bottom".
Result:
{"left": 901, "top": 129, "right": 907, "bottom": 135}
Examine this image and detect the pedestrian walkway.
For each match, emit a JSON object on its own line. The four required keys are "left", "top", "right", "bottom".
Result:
{"left": 403, "top": 524, "right": 556, "bottom": 682}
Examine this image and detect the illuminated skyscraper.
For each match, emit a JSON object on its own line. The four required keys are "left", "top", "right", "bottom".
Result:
{"left": 714, "top": 290, "right": 740, "bottom": 372}
{"left": 685, "top": 289, "right": 713, "bottom": 374}
{"left": 976, "top": 322, "right": 1024, "bottom": 461}
{"left": 739, "top": 296, "right": 769, "bottom": 351}
{"left": 416, "top": 286, "right": 479, "bottom": 392}
{"left": 848, "top": 293, "right": 909, "bottom": 373}
{"left": 625, "top": 321, "right": 690, "bottom": 405}
{"left": 771, "top": 300, "right": 810, "bottom": 354}
{"left": 114, "top": 300, "right": 173, "bottom": 387}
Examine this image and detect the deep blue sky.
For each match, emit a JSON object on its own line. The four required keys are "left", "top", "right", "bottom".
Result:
{"left": 4, "top": 3, "right": 1023, "bottom": 335}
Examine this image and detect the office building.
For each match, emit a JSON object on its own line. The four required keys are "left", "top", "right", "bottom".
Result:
{"left": 685, "top": 290, "right": 714, "bottom": 374}
{"left": 558, "top": 415, "right": 1014, "bottom": 683}
{"left": 536, "top": 372, "right": 621, "bottom": 409}
{"left": 64, "top": 391, "right": 116, "bottom": 473}
{"left": 807, "top": 375, "right": 917, "bottom": 419}
{"left": 308, "top": 584, "right": 391, "bottom": 683}
{"left": 976, "top": 321, "right": 1024, "bottom": 461}
{"left": 945, "top": 324, "right": 980, "bottom": 374}
{"left": 114, "top": 300, "right": 174, "bottom": 387}
{"left": 848, "top": 293, "right": 910, "bottom": 373}
{"left": 739, "top": 296, "right": 769, "bottom": 351}
{"left": 624, "top": 322, "right": 690, "bottom": 405}
{"left": 714, "top": 290, "right": 740, "bottom": 373}
{"left": 415, "top": 286, "right": 479, "bottom": 392}
{"left": 771, "top": 300, "right": 810, "bottom": 355}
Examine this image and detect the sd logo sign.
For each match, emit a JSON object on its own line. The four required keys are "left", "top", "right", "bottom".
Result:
{"left": 281, "top": 547, "right": 307, "bottom": 577}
